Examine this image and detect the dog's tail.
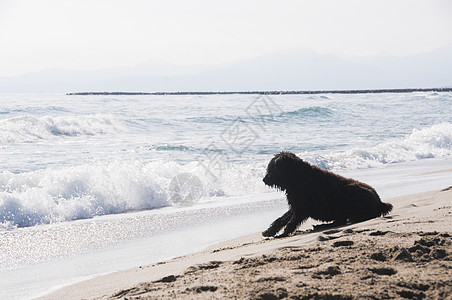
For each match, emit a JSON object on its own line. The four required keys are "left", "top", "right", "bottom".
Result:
{"left": 379, "top": 201, "right": 393, "bottom": 216}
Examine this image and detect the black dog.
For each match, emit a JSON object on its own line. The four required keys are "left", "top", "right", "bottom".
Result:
{"left": 262, "top": 152, "right": 393, "bottom": 237}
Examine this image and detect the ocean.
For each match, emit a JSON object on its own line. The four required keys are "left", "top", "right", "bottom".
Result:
{"left": 1, "top": 92, "right": 452, "bottom": 299}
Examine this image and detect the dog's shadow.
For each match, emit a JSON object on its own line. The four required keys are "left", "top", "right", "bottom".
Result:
{"left": 311, "top": 222, "right": 349, "bottom": 232}
{"left": 284, "top": 219, "right": 379, "bottom": 238}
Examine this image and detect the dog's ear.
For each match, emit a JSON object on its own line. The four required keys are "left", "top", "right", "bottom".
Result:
{"left": 273, "top": 152, "right": 290, "bottom": 168}
{"left": 274, "top": 153, "right": 283, "bottom": 164}
{"left": 277, "top": 151, "right": 299, "bottom": 161}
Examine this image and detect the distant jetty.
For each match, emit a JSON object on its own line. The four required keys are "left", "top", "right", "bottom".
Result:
{"left": 67, "top": 87, "right": 452, "bottom": 96}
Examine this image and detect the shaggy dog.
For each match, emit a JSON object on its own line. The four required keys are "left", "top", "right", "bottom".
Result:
{"left": 262, "top": 152, "right": 393, "bottom": 237}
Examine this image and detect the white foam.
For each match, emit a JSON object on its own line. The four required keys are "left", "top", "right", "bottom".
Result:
{"left": 0, "top": 114, "right": 126, "bottom": 143}
{"left": 305, "top": 123, "right": 452, "bottom": 170}
{"left": 0, "top": 159, "right": 268, "bottom": 229}
{"left": 0, "top": 160, "right": 167, "bottom": 228}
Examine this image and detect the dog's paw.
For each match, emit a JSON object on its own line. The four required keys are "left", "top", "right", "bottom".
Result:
{"left": 262, "top": 230, "right": 276, "bottom": 237}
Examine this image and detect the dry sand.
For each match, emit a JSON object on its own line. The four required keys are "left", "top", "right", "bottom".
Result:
{"left": 42, "top": 187, "right": 452, "bottom": 300}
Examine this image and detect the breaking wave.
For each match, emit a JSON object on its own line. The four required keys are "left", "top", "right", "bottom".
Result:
{"left": 0, "top": 159, "right": 266, "bottom": 229}
{"left": 304, "top": 123, "right": 452, "bottom": 170}
{"left": 0, "top": 114, "right": 126, "bottom": 143}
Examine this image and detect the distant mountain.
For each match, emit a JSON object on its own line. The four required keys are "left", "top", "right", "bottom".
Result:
{"left": 1, "top": 45, "right": 451, "bottom": 93}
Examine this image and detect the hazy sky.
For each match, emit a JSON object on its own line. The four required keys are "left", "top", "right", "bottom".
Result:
{"left": 1, "top": 0, "right": 451, "bottom": 76}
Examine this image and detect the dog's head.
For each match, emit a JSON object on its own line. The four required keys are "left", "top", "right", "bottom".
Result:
{"left": 263, "top": 152, "right": 301, "bottom": 191}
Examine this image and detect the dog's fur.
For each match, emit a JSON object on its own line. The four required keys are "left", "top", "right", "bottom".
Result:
{"left": 262, "top": 152, "right": 393, "bottom": 237}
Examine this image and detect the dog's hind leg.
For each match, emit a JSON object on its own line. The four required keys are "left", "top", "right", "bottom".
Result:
{"left": 262, "top": 209, "right": 292, "bottom": 237}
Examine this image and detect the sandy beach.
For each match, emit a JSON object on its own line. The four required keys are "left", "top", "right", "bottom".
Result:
{"left": 41, "top": 185, "right": 452, "bottom": 300}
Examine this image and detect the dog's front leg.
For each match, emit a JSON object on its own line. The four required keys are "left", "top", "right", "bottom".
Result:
{"left": 278, "top": 212, "right": 308, "bottom": 237}
{"left": 262, "top": 209, "right": 292, "bottom": 237}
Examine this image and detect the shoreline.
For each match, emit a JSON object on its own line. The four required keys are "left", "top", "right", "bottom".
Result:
{"left": 40, "top": 188, "right": 452, "bottom": 299}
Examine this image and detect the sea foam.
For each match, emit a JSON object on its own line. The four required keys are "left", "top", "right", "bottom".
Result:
{"left": 0, "top": 114, "right": 125, "bottom": 143}
{"left": 306, "top": 123, "right": 452, "bottom": 170}
{"left": 0, "top": 159, "right": 267, "bottom": 229}
{"left": 0, "top": 160, "right": 167, "bottom": 229}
